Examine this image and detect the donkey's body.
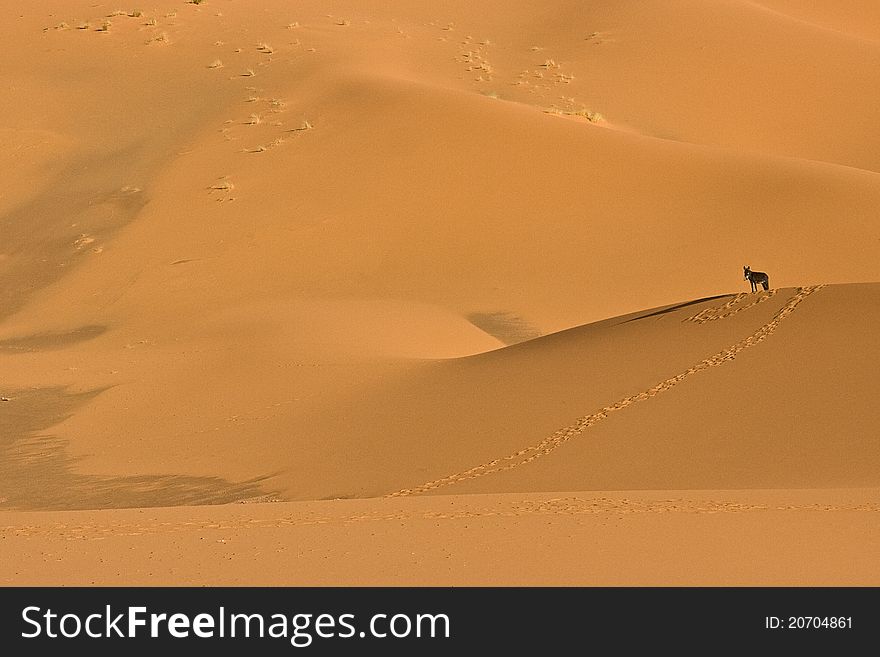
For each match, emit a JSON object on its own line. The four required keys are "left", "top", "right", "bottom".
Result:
{"left": 743, "top": 265, "right": 769, "bottom": 292}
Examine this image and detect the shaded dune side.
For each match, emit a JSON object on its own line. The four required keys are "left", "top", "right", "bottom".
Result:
{"left": 388, "top": 285, "right": 824, "bottom": 496}
{"left": 0, "top": 387, "right": 276, "bottom": 511}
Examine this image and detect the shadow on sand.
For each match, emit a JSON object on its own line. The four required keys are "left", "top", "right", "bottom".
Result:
{"left": 0, "top": 386, "right": 277, "bottom": 511}
{"left": 468, "top": 311, "right": 543, "bottom": 345}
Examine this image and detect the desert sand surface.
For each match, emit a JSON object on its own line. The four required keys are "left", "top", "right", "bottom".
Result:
{"left": 3, "top": 489, "right": 880, "bottom": 586}
{"left": 1, "top": 0, "right": 878, "bottom": 585}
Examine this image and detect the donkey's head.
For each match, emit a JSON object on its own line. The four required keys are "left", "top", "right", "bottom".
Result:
{"left": 743, "top": 265, "right": 751, "bottom": 280}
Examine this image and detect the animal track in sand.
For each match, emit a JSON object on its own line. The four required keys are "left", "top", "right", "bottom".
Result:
{"left": 684, "top": 289, "right": 778, "bottom": 323}
{"left": 388, "top": 285, "right": 826, "bottom": 497}
{"left": 3, "top": 490, "right": 875, "bottom": 540}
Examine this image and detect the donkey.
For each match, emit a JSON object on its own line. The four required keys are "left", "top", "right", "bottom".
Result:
{"left": 743, "top": 265, "right": 769, "bottom": 292}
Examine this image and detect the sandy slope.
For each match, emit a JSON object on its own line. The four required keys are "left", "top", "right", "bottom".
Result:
{"left": 1, "top": 1, "right": 878, "bottom": 584}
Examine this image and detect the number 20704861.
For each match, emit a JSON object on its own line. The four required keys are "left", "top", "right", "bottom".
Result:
{"left": 765, "top": 617, "right": 852, "bottom": 630}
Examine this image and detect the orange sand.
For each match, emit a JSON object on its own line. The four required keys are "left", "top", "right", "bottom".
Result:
{"left": 1, "top": 0, "right": 877, "bottom": 585}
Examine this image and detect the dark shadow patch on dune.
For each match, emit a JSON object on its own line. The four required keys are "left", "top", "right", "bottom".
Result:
{"left": 468, "top": 312, "right": 543, "bottom": 345}
{"left": 0, "top": 386, "right": 278, "bottom": 511}
{"left": 0, "top": 144, "right": 152, "bottom": 323}
{"left": 621, "top": 295, "right": 731, "bottom": 324}
{"left": 0, "top": 325, "right": 107, "bottom": 353}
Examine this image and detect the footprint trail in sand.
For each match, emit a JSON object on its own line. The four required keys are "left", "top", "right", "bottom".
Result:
{"left": 389, "top": 286, "right": 826, "bottom": 497}
{"left": 684, "top": 289, "right": 778, "bottom": 323}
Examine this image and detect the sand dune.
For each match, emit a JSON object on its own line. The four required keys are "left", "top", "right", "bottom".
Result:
{"left": 1, "top": 0, "right": 878, "bottom": 585}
